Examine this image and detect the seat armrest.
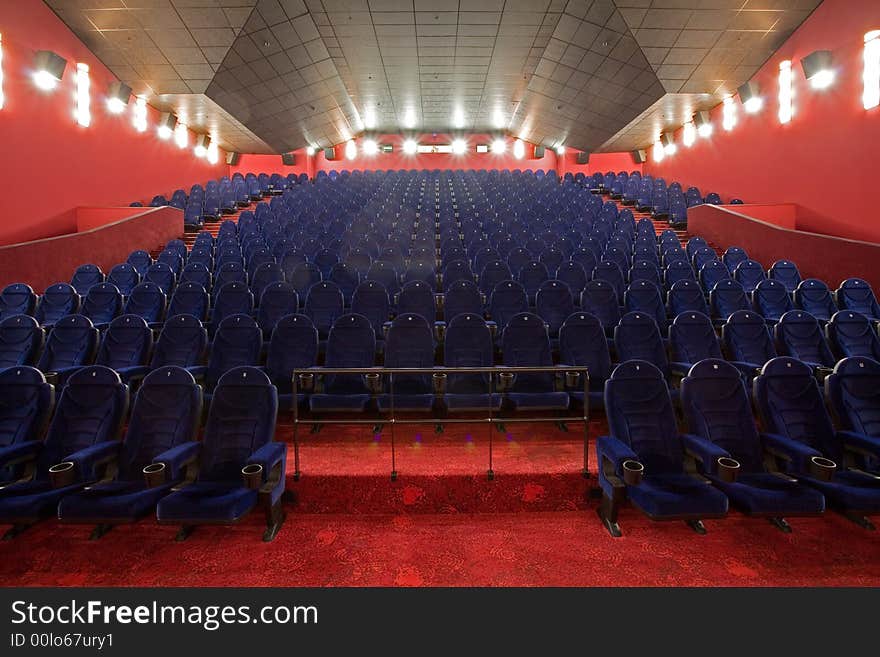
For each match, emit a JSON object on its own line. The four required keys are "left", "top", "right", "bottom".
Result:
{"left": 596, "top": 435, "right": 643, "bottom": 484}
{"left": 0, "top": 441, "right": 43, "bottom": 470}
{"left": 760, "top": 432, "right": 822, "bottom": 472}
{"left": 63, "top": 440, "right": 121, "bottom": 481}
{"left": 837, "top": 430, "right": 880, "bottom": 460}
{"left": 247, "top": 442, "right": 287, "bottom": 494}
{"left": 681, "top": 433, "right": 732, "bottom": 477}
{"left": 152, "top": 441, "right": 201, "bottom": 480}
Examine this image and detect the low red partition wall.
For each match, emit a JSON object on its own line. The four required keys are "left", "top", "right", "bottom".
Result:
{"left": 688, "top": 204, "right": 880, "bottom": 292}
{"left": 0, "top": 207, "right": 182, "bottom": 291}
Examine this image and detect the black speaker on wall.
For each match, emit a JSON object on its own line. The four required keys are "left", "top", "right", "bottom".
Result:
{"left": 281, "top": 152, "right": 295, "bottom": 165}
{"left": 226, "top": 152, "right": 240, "bottom": 166}
{"left": 631, "top": 149, "right": 647, "bottom": 164}
{"left": 324, "top": 147, "right": 336, "bottom": 160}
{"left": 534, "top": 145, "right": 545, "bottom": 158}
{"left": 575, "top": 152, "right": 589, "bottom": 165}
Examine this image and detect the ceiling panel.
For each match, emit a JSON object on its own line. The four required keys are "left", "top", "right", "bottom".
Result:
{"left": 45, "top": 0, "right": 823, "bottom": 154}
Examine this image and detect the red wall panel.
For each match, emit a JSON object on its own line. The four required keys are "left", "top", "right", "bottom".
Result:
{"left": 645, "top": 0, "right": 880, "bottom": 243}
{"left": 0, "top": 207, "right": 181, "bottom": 291}
{"left": 0, "top": 1, "right": 227, "bottom": 246}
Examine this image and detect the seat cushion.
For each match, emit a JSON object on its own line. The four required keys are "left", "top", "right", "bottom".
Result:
{"left": 506, "top": 391, "right": 570, "bottom": 411}
{"left": 0, "top": 480, "right": 83, "bottom": 521}
{"left": 156, "top": 483, "right": 258, "bottom": 523}
{"left": 711, "top": 472, "right": 825, "bottom": 516}
{"left": 309, "top": 394, "right": 371, "bottom": 413}
{"left": 627, "top": 472, "right": 729, "bottom": 519}
{"left": 801, "top": 470, "right": 880, "bottom": 513}
{"left": 58, "top": 481, "right": 172, "bottom": 522}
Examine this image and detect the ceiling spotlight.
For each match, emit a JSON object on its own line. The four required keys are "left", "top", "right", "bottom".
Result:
{"left": 363, "top": 139, "right": 378, "bottom": 155}
{"left": 175, "top": 122, "right": 188, "bottom": 148}
{"left": 556, "top": 145, "right": 565, "bottom": 155}
{"left": 206, "top": 140, "right": 219, "bottom": 165}
{"left": 453, "top": 107, "right": 465, "bottom": 128}
{"left": 492, "top": 109, "right": 505, "bottom": 129}
{"left": 722, "top": 96, "right": 737, "bottom": 131}
{"left": 194, "top": 134, "right": 210, "bottom": 158}
{"left": 403, "top": 138, "right": 417, "bottom": 154}
{"left": 491, "top": 139, "right": 506, "bottom": 154}
{"left": 106, "top": 81, "right": 131, "bottom": 114}
{"left": 661, "top": 133, "right": 676, "bottom": 155}
{"left": 403, "top": 108, "right": 416, "bottom": 128}
{"left": 306, "top": 146, "right": 315, "bottom": 156}
{"left": 451, "top": 138, "right": 466, "bottom": 154}
{"left": 345, "top": 139, "right": 357, "bottom": 160}
{"left": 738, "top": 80, "right": 763, "bottom": 113}
{"left": 682, "top": 121, "right": 696, "bottom": 147}
{"left": 363, "top": 107, "right": 376, "bottom": 129}
{"left": 133, "top": 95, "right": 147, "bottom": 132}
{"left": 694, "top": 111, "right": 712, "bottom": 137}
{"left": 33, "top": 50, "right": 67, "bottom": 91}
{"left": 652, "top": 140, "right": 665, "bottom": 163}
{"left": 801, "top": 50, "right": 834, "bottom": 89}
{"left": 157, "top": 112, "right": 176, "bottom": 140}
{"left": 513, "top": 138, "right": 525, "bottom": 159}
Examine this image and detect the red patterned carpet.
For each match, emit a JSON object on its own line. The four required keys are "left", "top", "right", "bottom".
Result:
{"left": 1, "top": 421, "right": 879, "bottom": 587}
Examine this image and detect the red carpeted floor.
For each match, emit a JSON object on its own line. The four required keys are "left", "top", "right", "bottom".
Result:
{"left": 1, "top": 421, "right": 878, "bottom": 587}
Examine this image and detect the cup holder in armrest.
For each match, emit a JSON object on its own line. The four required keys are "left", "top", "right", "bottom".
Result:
{"left": 809, "top": 456, "right": 836, "bottom": 481}
{"left": 497, "top": 371, "right": 515, "bottom": 392}
{"left": 241, "top": 464, "right": 263, "bottom": 490}
{"left": 716, "top": 457, "right": 741, "bottom": 483}
{"left": 44, "top": 372, "right": 59, "bottom": 387}
{"left": 432, "top": 372, "right": 447, "bottom": 396}
{"left": 297, "top": 372, "right": 315, "bottom": 392}
{"left": 143, "top": 462, "right": 167, "bottom": 488}
{"left": 48, "top": 461, "right": 76, "bottom": 488}
{"left": 621, "top": 459, "right": 644, "bottom": 486}
{"left": 565, "top": 371, "right": 580, "bottom": 388}
{"left": 365, "top": 372, "right": 383, "bottom": 394}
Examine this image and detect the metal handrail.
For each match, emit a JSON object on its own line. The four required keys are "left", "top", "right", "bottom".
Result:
{"left": 291, "top": 365, "right": 590, "bottom": 481}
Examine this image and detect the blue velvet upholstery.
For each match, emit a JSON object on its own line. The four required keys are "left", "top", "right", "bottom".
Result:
{"left": 559, "top": 312, "right": 611, "bottom": 409}
{"left": 721, "top": 310, "right": 777, "bottom": 374}
{"left": 592, "top": 261, "right": 625, "bottom": 303}
{"left": 443, "top": 280, "right": 483, "bottom": 325}
{"left": 774, "top": 311, "right": 836, "bottom": 368}
{"left": 536, "top": 280, "right": 575, "bottom": 338}
{"left": 580, "top": 279, "right": 621, "bottom": 334}
{"left": 144, "top": 262, "right": 176, "bottom": 296}
{"left": 597, "top": 361, "right": 728, "bottom": 523}
{"left": 397, "top": 280, "right": 436, "bottom": 326}
{"left": 733, "top": 259, "right": 766, "bottom": 293}
{"left": 444, "top": 313, "right": 501, "bottom": 411}
{"left": 210, "top": 282, "right": 254, "bottom": 335}
{"left": 826, "top": 357, "right": 880, "bottom": 441}
{"left": 378, "top": 313, "right": 436, "bottom": 412}
{"left": 36, "top": 283, "right": 80, "bottom": 328}
{"left": 836, "top": 278, "right": 880, "bottom": 321}
{"left": 107, "top": 264, "right": 140, "bottom": 297}
{"left": 200, "top": 314, "right": 262, "bottom": 394}
{"left": 156, "top": 367, "right": 284, "bottom": 529}
{"left": 36, "top": 315, "right": 99, "bottom": 381}
{"left": 0, "top": 366, "right": 127, "bottom": 524}
{"left": 753, "top": 279, "right": 793, "bottom": 323}
{"left": 680, "top": 359, "right": 825, "bottom": 517}
{"left": 500, "top": 313, "right": 568, "bottom": 411}
{"left": 168, "top": 282, "right": 209, "bottom": 322}
{"left": 768, "top": 260, "right": 802, "bottom": 293}
{"left": 351, "top": 281, "right": 390, "bottom": 340}
{"left": 489, "top": 280, "right": 528, "bottom": 333}
{"left": 304, "top": 281, "right": 345, "bottom": 338}
{"left": 309, "top": 314, "right": 375, "bottom": 413}
{"left": 614, "top": 312, "right": 672, "bottom": 382}
{"left": 795, "top": 278, "right": 837, "bottom": 323}
{"left": 668, "top": 311, "right": 722, "bottom": 376}
{"left": 625, "top": 280, "right": 667, "bottom": 331}
{"left": 81, "top": 283, "right": 122, "bottom": 328}
{"left": 0, "top": 367, "right": 54, "bottom": 484}
{"left": 826, "top": 311, "right": 880, "bottom": 360}
{"left": 151, "top": 314, "right": 207, "bottom": 368}
{"left": 556, "top": 261, "right": 587, "bottom": 300}
{"left": 70, "top": 264, "right": 104, "bottom": 296}
{"left": 710, "top": 279, "right": 751, "bottom": 323}
{"left": 122, "top": 282, "right": 166, "bottom": 326}
{"left": 0, "top": 284, "right": 37, "bottom": 321}
{"left": 257, "top": 282, "right": 299, "bottom": 337}
{"left": 754, "top": 357, "right": 880, "bottom": 515}
{"left": 0, "top": 315, "right": 44, "bottom": 368}
{"left": 58, "top": 366, "right": 203, "bottom": 524}
{"left": 250, "top": 262, "right": 284, "bottom": 303}
{"left": 263, "top": 313, "right": 317, "bottom": 410}
{"left": 95, "top": 315, "right": 153, "bottom": 383}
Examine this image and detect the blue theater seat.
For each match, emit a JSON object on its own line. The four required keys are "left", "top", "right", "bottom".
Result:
{"left": 774, "top": 310, "right": 836, "bottom": 369}
{"left": 753, "top": 279, "right": 793, "bottom": 324}
{"left": 826, "top": 311, "right": 880, "bottom": 360}
{"left": 94, "top": 315, "right": 153, "bottom": 383}
{"left": 667, "top": 279, "right": 709, "bottom": 317}
{"left": 107, "top": 264, "right": 140, "bottom": 297}
{"left": 668, "top": 311, "right": 722, "bottom": 375}
{"left": 156, "top": 367, "right": 286, "bottom": 542}
{"left": 70, "top": 264, "right": 104, "bottom": 296}
{"left": 151, "top": 314, "right": 207, "bottom": 369}
{"left": 754, "top": 357, "right": 880, "bottom": 529}
{"left": 167, "top": 281, "right": 209, "bottom": 322}
{"left": 144, "top": 262, "right": 176, "bottom": 296}
{"left": 444, "top": 313, "right": 501, "bottom": 411}
{"left": 0, "top": 284, "right": 37, "bottom": 321}
{"left": 624, "top": 280, "right": 668, "bottom": 331}
{"left": 825, "top": 357, "right": 880, "bottom": 462}
{"left": 351, "top": 281, "right": 390, "bottom": 341}
{"left": 500, "top": 313, "right": 568, "bottom": 411}
{"left": 680, "top": 360, "right": 824, "bottom": 528}
{"left": 210, "top": 281, "right": 254, "bottom": 335}
{"left": 193, "top": 314, "right": 262, "bottom": 400}
{"left": 489, "top": 280, "right": 528, "bottom": 333}
{"left": 377, "top": 313, "right": 436, "bottom": 412}
{"left": 81, "top": 282, "right": 122, "bottom": 329}
{"left": 559, "top": 312, "right": 611, "bottom": 410}
{"left": 257, "top": 282, "right": 299, "bottom": 338}
{"left": 263, "top": 314, "right": 317, "bottom": 412}
{"left": 721, "top": 310, "right": 778, "bottom": 377}
{"left": 35, "top": 283, "right": 80, "bottom": 328}
{"left": 0, "top": 366, "right": 128, "bottom": 539}
{"left": 836, "top": 278, "right": 880, "bottom": 322}
{"left": 36, "top": 315, "right": 99, "bottom": 384}
{"left": 123, "top": 282, "right": 166, "bottom": 327}
{"left": 596, "top": 361, "right": 728, "bottom": 537}
{"left": 57, "top": 367, "right": 203, "bottom": 534}
{"left": 535, "top": 280, "right": 574, "bottom": 338}
{"left": 795, "top": 279, "right": 837, "bottom": 322}
{"left": 309, "top": 314, "right": 376, "bottom": 413}
{"left": 0, "top": 367, "right": 54, "bottom": 484}
{"left": 0, "top": 315, "right": 44, "bottom": 368}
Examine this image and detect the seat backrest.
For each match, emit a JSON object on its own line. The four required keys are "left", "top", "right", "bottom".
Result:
{"left": 351, "top": 280, "right": 390, "bottom": 337}
{"left": 680, "top": 359, "right": 763, "bottom": 470}
{"left": 117, "top": 366, "right": 202, "bottom": 480}
{"left": 211, "top": 281, "right": 254, "bottom": 331}
{"left": 122, "top": 282, "right": 166, "bottom": 324}
{"left": 592, "top": 261, "right": 625, "bottom": 302}
{"left": 556, "top": 261, "right": 587, "bottom": 297}
{"left": 151, "top": 314, "right": 207, "bottom": 368}
{"left": 70, "top": 264, "right": 105, "bottom": 295}
{"left": 304, "top": 281, "right": 345, "bottom": 335}
{"left": 0, "top": 315, "right": 44, "bottom": 368}
{"left": 721, "top": 310, "right": 776, "bottom": 367}
{"left": 107, "top": 264, "right": 140, "bottom": 296}
{"left": 604, "top": 361, "right": 682, "bottom": 473}
{"left": 384, "top": 313, "right": 435, "bottom": 394}
{"left": 126, "top": 250, "right": 152, "bottom": 275}
{"left": 795, "top": 278, "right": 837, "bottom": 322}
{"left": 265, "top": 314, "right": 318, "bottom": 392}
{"left": 580, "top": 279, "right": 621, "bottom": 330}
{"left": 722, "top": 247, "right": 748, "bottom": 274}
{"left": 699, "top": 260, "right": 731, "bottom": 292}
{"left": 289, "top": 262, "right": 322, "bottom": 297}
{"left": 38, "top": 366, "right": 128, "bottom": 475}
{"left": 444, "top": 313, "right": 493, "bottom": 394}
{"left": 144, "top": 262, "right": 176, "bottom": 295}
{"left": 0, "top": 366, "right": 54, "bottom": 450}
{"left": 559, "top": 312, "right": 612, "bottom": 388}
{"left": 324, "top": 313, "right": 376, "bottom": 394}
{"left": 37, "top": 314, "right": 98, "bottom": 372}
{"left": 710, "top": 279, "right": 750, "bottom": 320}
{"left": 257, "top": 282, "right": 299, "bottom": 335}
{"left": 624, "top": 280, "right": 666, "bottom": 328}
{"left": 753, "top": 278, "right": 793, "bottom": 321}
{"left": 670, "top": 311, "right": 721, "bottom": 365}
{"left": 836, "top": 278, "right": 880, "bottom": 318}
{"left": 775, "top": 310, "right": 835, "bottom": 367}
{"left": 81, "top": 282, "right": 122, "bottom": 325}
{"left": 614, "top": 312, "right": 669, "bottom": 377}
{"left": 825, "top": 357, "right": 880, "bottom": 438}
{"left": 198, "top": 367, "right": 277, "bottom": 482}
{"left": 206, "top": 314, "right": 263, "bottom": 390}
{"left": 444, "top": 279, "right": 483, "bottom": 324}
{"left": 501, "top": 312, "right": 554, "bottom": 391}
{"left": 489, "top": 280, "right": 528, "bottom": 331}
{"left": 397, "top": 280, "right": 436, "bottom": 324}
{"left": 96, "top": 314, "right": 152, "bottom": 370}
{"left": 250, "top": 262, "right": 284, "bottom": 300}
{"left": 36, "top": 283, "right": 80, "bottom": 325}
{"left": 768, "top": 259, "right": 801, "bottom": 292}
{"left": 535, "top": 280, "right": 574, "bottom": 336}
{"left": 667, "top": 279, "right": 709, "bottom": 317}
{"left": 168, "top": 281, "right": 209, "bottom": 321}
{"left": 753, "top": 357, "right": 839, "bottom": 460}
{"left": 0, "top": 284, "right": 37, "bottom": 320}
{"left": 733, "top": 259, "right": 766, "bottom": 291}
{"left": 826, "top": 310, "right": 880, "bottom": 360}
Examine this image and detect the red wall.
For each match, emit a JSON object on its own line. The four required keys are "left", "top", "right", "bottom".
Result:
{"left": 0, "top": 206, "right": 181, "bottom": 291}
{"left": 0, "top": 1, "right": 227, "bottom": 246}
{"left": 689, "top": 204, "right": 880, "bottom": 293}
{"left": 645, "top": 0, "right": 880, "bottom": 243}
{"left": 230, "top": 152, "right": 312, "bottom": 179}
{"left": 558, "top": 150, "right": 643, "bottom": 178}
